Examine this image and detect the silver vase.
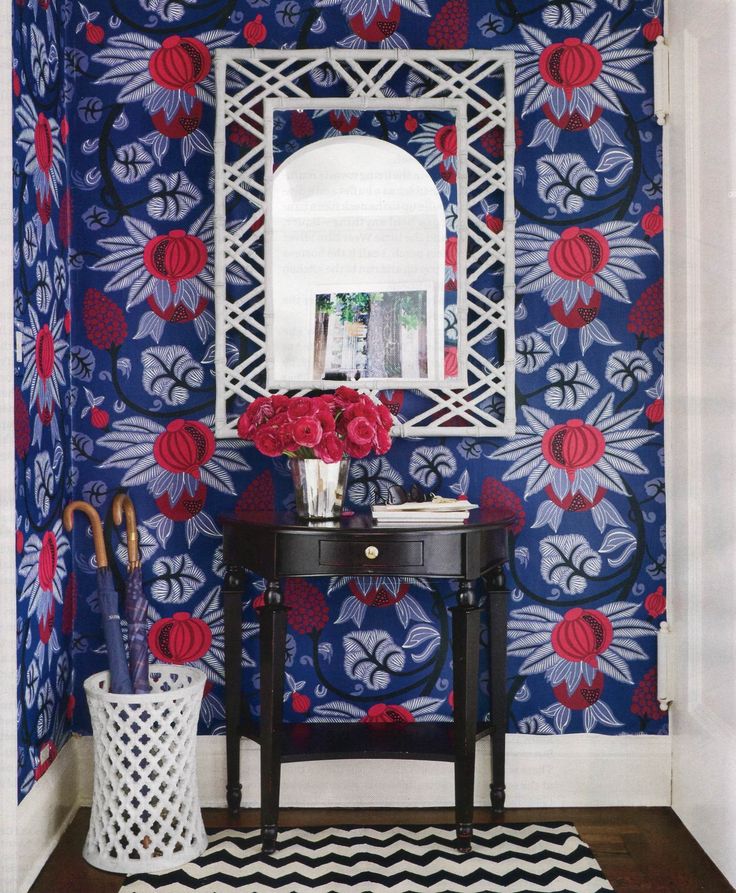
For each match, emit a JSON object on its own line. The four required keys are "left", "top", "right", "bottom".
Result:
{"left": 289, "top": 457, "right": 350, "bottom": 520}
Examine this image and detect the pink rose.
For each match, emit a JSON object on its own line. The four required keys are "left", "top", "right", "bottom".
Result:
{"left": 315, "top": 433, "right": 344, "bottom": 464}
{"left": 346, "top": 416, "right": 375, "bottom": 445}
{"left": 287, "top": 397, "right": 315, "bottom": 421}
{"left": 358, "top": 395, "right": 380, "bottom": 423}
{"left": 292, "top": 416, "right": 323, "bottom": 448}
{"left": 376, "top": 402, "right": 393, "bottom": 430}
{"left": 247, "top": 396, "right": 274, "bottom": 425}
{"left": 344, "top": 437, "right": 372, "bottom": 459}
{"left": 334, "top": 386, "right": 361, "bottom": 407}
{"left": 278, "top": 420, "right": 298, "bottom": 453}
{"left": 374, "top": 426, "right": 391, "bottom": 455}
{"left": 237, "top": 413, "right": 252, "bottom": 440}
{"left": 318, "top": 392, "right": 336, "bottom": 408}
{"left": 316, "top": 406, "right": 336, "bottom": 433}
{"left": 253, "top": 427, "right": 283, "bottom": 457}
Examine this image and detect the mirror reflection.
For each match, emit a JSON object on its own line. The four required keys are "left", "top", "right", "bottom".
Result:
{"left": 267, "top": 123, "right": 460, "bottom": 389}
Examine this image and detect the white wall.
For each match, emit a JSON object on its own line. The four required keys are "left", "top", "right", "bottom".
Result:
{"left": 666, "top": 0, "right": 736, "bottom": 885}
{"left": 0, "top": 3, "right": 19, "bottom": 889}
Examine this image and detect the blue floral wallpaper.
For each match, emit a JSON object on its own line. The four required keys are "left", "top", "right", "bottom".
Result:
{"left": 14, "top": 0, "right": 667, "bottom": 801}
{"left": 13, "top": 0, "right": 75, "bottom": 800}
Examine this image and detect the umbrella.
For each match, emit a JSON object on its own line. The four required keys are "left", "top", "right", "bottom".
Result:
{"left": 112, "top": 494, "right": 150, "bottom": 695}
{"left": 63, "top": 501, "right": 133, "bottom": 695}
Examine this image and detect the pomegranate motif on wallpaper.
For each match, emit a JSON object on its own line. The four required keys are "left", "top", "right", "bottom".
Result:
{"left": 13, "top": 0, "right": 666, "bottom": 802}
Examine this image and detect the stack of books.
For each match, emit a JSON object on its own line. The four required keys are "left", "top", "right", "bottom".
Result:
{"left": 371, "top": 498, "right": 478, "bottom": 526}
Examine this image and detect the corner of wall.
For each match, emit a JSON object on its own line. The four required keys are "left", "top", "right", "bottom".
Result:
{"left": 1, "top": 1, "right": 19, "bottom": 888}
{"left": 16, "top": 738, "right": 82, "bottom": 893}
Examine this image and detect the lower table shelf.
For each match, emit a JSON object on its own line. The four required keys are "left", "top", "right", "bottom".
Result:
{"left": 241, "top": 718, "right": 492, "bottom": 762}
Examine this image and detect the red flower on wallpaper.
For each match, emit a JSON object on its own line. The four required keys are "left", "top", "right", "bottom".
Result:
{"left": 509, "top": 601, "right": 655, "bottom": 732}
{"left": 518, "top": 223, "right": 656, "bottom": 314}
{"left": 82, "top": 289, "right": 128, "bottom": 350}
{"left": 427, "top": 0, "right": 468, "bottom": 50}
{"left": 327, "top": 109, "right": 362, "bottom": 135}
{"left": 642, "top": 18, "right": 663, "bottom": 44}
{"left": 149, "top": 611, "right": 212, "bottom": 663}
{"left": 144, "top": 588, "right": 253, "bottom": 686}
{"left": 16, "top": 96, "right": 64, "bottom": 216}
{"left": 644, "top": 586, "right": 666, "bottom": 619}
{"left": 491, "top": 394, "right": 655, "bottom": 532}
{"left": 91, "top": 211, "right": 248, "bottom": 344}
{"left": 645, "top": 398, "right": 664, "bottom": 425}
{"left": 329, "top": 575, "right": 431, "bottom": 631}
{"left": 503, "top": 14, "right": 650, "bottom": 151}
{"left": 19, "top": 306, "right": 68, "bottom": 446}
{"left": 552, "top": 607, "right": 613, "bottom": 664}
{"left": 543, "top": 290, "right": 608, "bottom": 354}
{"left": 628, "top": 277, "right": 664, "bottom": 340}
{"left": 542, "top": 670, "right": 619, "bottom": 733}
{"left": 234, "top": 470, "right": 275, "bottom": 515}
{"left": 243, "top": 15, "right": 267, "bottom": 47}
{"left": 98, "top": 415, "right": 249, "bottom": 547}
{"left": 283, "top": 580, "right": 330, "bottom": 635}
{"left": 322, "top": 0, "right": 430, "bottom": 51}
{"left": 362, "top": 703, "right": 415, "bottom": 723}
{"left": 285, "top": 672, "right": 310, "bottom": 714}
{"left": 518, "top": 221, "right": 657, "bottom": 355}
{"left": 14, "top": 387, "right": 31, "bottom": 460}
{"left": 93, "top": 30, "right": 236, "bottom": 161}
{"left": 641, "top": 205, "right": 664, "bottom": 239}
{"left": 310, "top": 696, "right": 449, "bottom": 723}
{"left": 18, "top": 520, "right": 70, "bottom": 658}
{"left": 631, "top": 667, "right": 665, "bottom": 724}
{"left": 143, "top": 228, "right": 207, "bottom": 292}
{"left": 480, "top": 477, "right": 525, "bottom": 535}
{"left": 409, "top": 121, "right": 458, "bottom": 198}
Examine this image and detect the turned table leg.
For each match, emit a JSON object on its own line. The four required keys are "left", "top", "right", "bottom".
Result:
{"left": 223, "top": 567, "right": 245, "bottom": 815}
{"left": 487, "top": 567, "right": 508, "bottom": 814}
{"left": 259, "top": 579, "right": 287, "bottom": 854}
{"left": 452, "top": 579, "right": 481, "bottom": 853}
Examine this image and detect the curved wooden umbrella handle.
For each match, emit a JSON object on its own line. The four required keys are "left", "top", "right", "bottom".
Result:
{"left": 63, "top": 501, "right": 108, "bottom": 569}
{"left": 112, "top": 493, "right": 140, "bottom": 569}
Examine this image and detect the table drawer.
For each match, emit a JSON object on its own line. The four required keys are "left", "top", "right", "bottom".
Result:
{"left": 318, "top": 537, "right": 424, "bottom": 571}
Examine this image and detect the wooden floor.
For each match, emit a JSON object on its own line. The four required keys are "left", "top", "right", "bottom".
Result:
{"left": 30, "top": 806, "right": 733, "bottom": 893}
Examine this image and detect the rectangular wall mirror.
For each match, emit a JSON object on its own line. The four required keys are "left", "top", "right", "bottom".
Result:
{"left": 214, "top": 49, "right": 516, "bottom": 438}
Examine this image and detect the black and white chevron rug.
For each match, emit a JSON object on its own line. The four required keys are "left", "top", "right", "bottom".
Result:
{"left": 119, "top": 823, "right": 614, "bottom": 893}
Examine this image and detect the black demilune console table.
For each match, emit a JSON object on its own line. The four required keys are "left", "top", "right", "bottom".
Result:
{"left": 220, "top": 508, "right": 513, "bottom": 853}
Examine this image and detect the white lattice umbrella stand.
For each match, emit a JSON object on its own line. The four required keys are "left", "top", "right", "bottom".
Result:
{"left": 83, "top": 665, "right": 207, "bottom": 874}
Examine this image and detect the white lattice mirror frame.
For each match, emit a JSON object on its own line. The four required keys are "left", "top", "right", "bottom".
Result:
{"left": 214, "top": 48, "right": 516, "bottom": 438}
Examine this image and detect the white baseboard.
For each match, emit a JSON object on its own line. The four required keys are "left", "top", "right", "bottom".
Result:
{"left": 17, "top": 731, "right": 670, "bottom": 891}
{"left": 16, "top": 738, "right": 82, "bottom": 893}
{"left": 74, "top": 732, "right": 671, "bottom": 810}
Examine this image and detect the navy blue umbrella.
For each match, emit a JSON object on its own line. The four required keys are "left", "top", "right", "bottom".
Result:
{"left": 113, "top": 494, "right": 150, "bottom": 695}
{"left": 64, "top": 501, "right": 133, "bottom": 695}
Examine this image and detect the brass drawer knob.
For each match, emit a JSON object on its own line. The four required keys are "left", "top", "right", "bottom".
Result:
{"left": 365, "top": 545, "right": 379, "bottom": 560}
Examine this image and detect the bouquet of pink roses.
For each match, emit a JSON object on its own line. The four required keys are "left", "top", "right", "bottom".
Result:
{"left": 237, "top": 387, "right": 393, "bottom": 462}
